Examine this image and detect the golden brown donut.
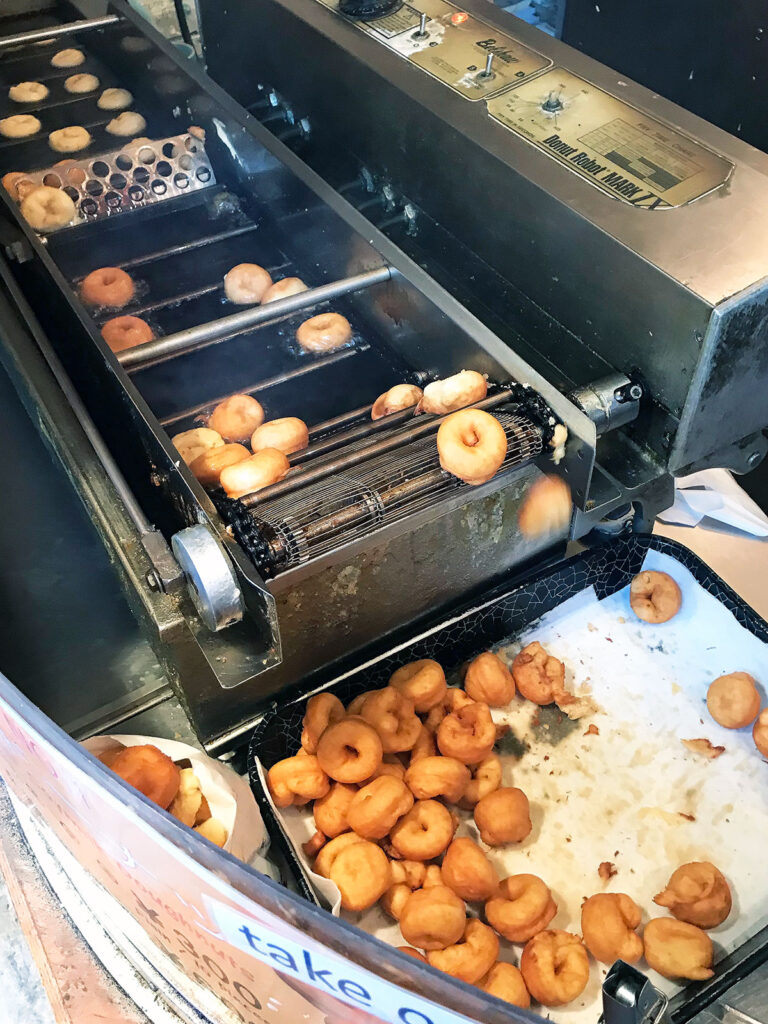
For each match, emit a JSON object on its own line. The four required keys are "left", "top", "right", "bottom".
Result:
{"left": 427, "top": 919, "right": 499, "bottom": 984}
{"left": 423, "top": 864, "right": 445, "bottom": 889}
{"left": 479, "top": 962, "right": 530, "bottom": 1008}
{"left": 20, "top": 185, "right": 76, "bottom": 230}
{"left": 106, "top": 111, "right": 147, "bottom": 136}
{"left": 330, "top": 840, "right": 391, "bottom": 910}
{"left": 251, "top": 417, "right": 309, "bottom": 456}
{"left": 409, "top": 726, "right": 437, "bottom": 764}
{"left": 399, "top": 886, "right": 466, "bottom": 950}
{"left": 520, "top": 930, "right": 590, "bottom": 1007}
{"left": 512, "top": 641, "right": 565, "bottom": 705}
{"left": 301, "top": 692, "right": 346, "bottom": 754}
{"left": 441, "top": 837, "right": 498, "bottom": 901}
{"left": 361, "top": 687, "right": 421, "bottom": 754}
{"left": 224, "top": 263, "right": 272, "bottom": 304}
{"left": 437, "top": 408, "right": 507, "bottom": 486}
{"left": 581, "top": 892, "right": 643, "bottom": 964}
{"left": 459, "top": 754, "right": 502, "bottom": 809}
{"left": 302, "top": 830, "right": 327, "bottom": 858}
{"left": 313, "top": 832, "right": 364, "bottom": 876}
{"left": 464, "top": 652, "right": 515, "bottom": 707}
{"left": 643, "top": 918, "right": 714, "bottom": 980}
{"left": 389, "top": 659, "right": 447, "bottom": 713}
{"left": 82, "top": 267, "right": 135, "bottom": 308}
{"left": 382, "top": 883, "right": 412, "bottom": 920}
{"left": 267, "top": 754, "right": 330, "bottom": 808}
{"left": 629, "top": 570, "right": 682, "bottom": 624}
{"left": 418, "top": 370, "right": 487, "bottom": 415}
{"left": 101, "top": 315, "right": 154, "bottom": 352}
{"left": 109, "top": 744, "right": 180, "bottom": 809}
{"left": 371, "top": 384, "right": 423, "bottom": 420}
{"left": 168, "top": 767, "right": 203, "bottom": 826}
{"left": 9, "top": 82, "right": 49, "bottom": 103}
{"left": 98, "top": 88, "right": 133, "bottom": 110}
{"left": 443, "top": 687, "right": 476, "bottom": 713}
{"left": 296, "top": 312, "right": 352, "bottom": 353}
{"left": 653, "top": 862, "right": 732, "bottom": 928}
{"left": 49, "top": 126, "right": 92, "bottom": 152}
{"left": 347, "top": 776, "right": 414, "bottom": 839}
{"left": 0, "top": 114, "right": 41, "bottom": 138}
{"left": 313, "top": 782, "right": 356, "bottom": 838}
{"left": 346, "top": 690, "right": 374, "bottom": 716}
{"left": 398, "top": 947, "right": 427, "bottom": 963}
{"left": 390, "top": 800, "right": 454, "bottom": 860}
{"left": 208, "top": 394, "right": 265, "bottom": 443}
{"left": 437, "top": 702, "right": 496, "bottom": 764}
{"left": 754, "top": 708, "right": 768, "bottom": 757}
{"left": 219, "top": 448, "right": 290, "bottom": 499}
{"left": 316, "top": 717, "right": 383, "bottom": 784}
{"left": 262, "top": 277, "right": 308, "bottom": 303}
{"left": 189, "top": 444, "right": 250, "bottom": 487}
{"left": 405, "top": 756, "right": 470, "bottom": 804}
{"left": 707, "top": 672, "right": 761, "bottom": 729}
{"left": 390, "top": 860, "right": 427, "bottom": 890}
{"left": 474, "top": 787, "right": 531, "bottom": 846}
{"left": 485, "top": 874, "right": 557, "bottom": 942}
{"left": 64, "top": 73, "right": 100, "bottom": 93}
{"left": 518, "top": 474, "right": 572, "bottom": 539}
{"left": 171, "top": 427, "right": 224, "bottom": 467}
{"left": 363, "top": 753, "right": 407, "bottom": 784}
{"left": 51, "top": 48, "right": 85, "bottom": 67}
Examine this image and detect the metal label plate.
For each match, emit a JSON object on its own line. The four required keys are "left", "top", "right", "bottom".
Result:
{"left": 315, "top": 0, "right": 551, "bottom": 99}
{"left": 487, "top": 69, "right": 733, "bottom": 208}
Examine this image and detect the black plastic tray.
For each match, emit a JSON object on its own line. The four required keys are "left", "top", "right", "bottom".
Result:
{"left": 249, "top": 534, "right": 768, "bottom": 1022}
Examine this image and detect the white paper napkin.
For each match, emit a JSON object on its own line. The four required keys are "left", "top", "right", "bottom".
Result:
{"left": 658, "top": 468, "right": 768, "bottom": 536}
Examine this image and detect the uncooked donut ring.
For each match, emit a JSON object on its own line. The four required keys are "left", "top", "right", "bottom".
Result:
{"left": 361, "top": 687, "right": 421, "bottom": 753}
{"left": 106, "top": 111, "right": 147, "bottom": 137}
{"left": 428, "top": 919, "right": 499, "bottom": 984}
{"left": 464, "top": 652, "right": 515, "bottom": 707}
{"left": 208, "top": 394, "right": 265, "bottom": 443}
{"left": 51, "top": 48, "right": 85, "bottom": 67}
{"left": 405, "top": 756, "right": 470, "bottom": 804}
{"left": 49, "top": 125, "right": 92, "bottom": 152}
{"left": 64, "top": 73, "right": 100, "bottom": 93}
{"left": 347, "top": 776, "right": 414, "bottom": 839}
{"left": 520, "top": 930, "right": 590, "bottom": 1007}
{"left": 171, "top": 427, "right": 224, "bottom": 467}
{"left": 459, "top": 754, "right": 502, "bottom": 809}
{"left": 219, "top": 448, "right": 290, "bottom": 498}
{"left": 754, "top": 708, "right": 768, "bottom": 757}
{"left": 642, "top": 918, "right": 714, "bottom": 980}
{"left": 224, "top": 263, "right": 272, "bottom": 304}
{"left": 329, "top": 840, "right": 390, "bottom": 910}
{"left": 251, "top": 417, "right": 309, "bottom": 456}
{"left": 372, "top": 384, "right": 423, "bottom": 420}
{"left": 267, "top": 753, "right": 330, "bottom": 808}
{"left": 629, "top": 570, "right": 682, "bottom": 624}
{"left": 296, "top": 312, "right": 352, "bottom": 353}
{"left": 480, "top": 962, "right": 530, "bottom": 1008}
{"left": 301, "top": 692, "right": 346, "bottom": 754}
{"left": 262, "top": 277, "right": 308, "bottom": 303}
{"left": 653, "top": 861, "right": 732, "bottom": 928}
{"left": 441, "top": 837, "right": 498, "bottom": 901}
{"left": 518, "top": 474, "right": 572, "bottom": 539}
{"left": 389, "top": 799, "right": 454, "bottom": 860}
{"left": 316, "top": 717, "right": 383, "bottom": 784}
{"left": 101, "top": 315, "right": 154, "bottom": 351}
{"left": 189, "top": 444, "right": 250, "bottom": 487}
{"left": 581, "top": 892, "right": 643, "bottom": 964}
{"left": 109, "top": 743, "right": 180, "bottom": 809}
{"left": 9, "top": 82, "right": 49, "bottom": 103}
{"left": 399, "top": 886, "right": 466, "bottom": 950}
{"left": 313, "top": 782, "right": 356, "bottom": 838}
{"left": 707, "top": 672, "right": 760, "bottom": 729}
{"left": 437, "top": 408, "right": 507, "bottom": 485}
{"left": 418, "top": 370, "right": 487, "bottom": 415}
{"left": 486, "top": 874, "right": 556, "bottom": 941}
{"left": 81, "top": 266, "right": 135, "bottom": 308}
{"left": 20, "top": 186, "right": 76, "bottom": 230}
{"left": 0, "top": 114, "right": 41, "bottom": 138}
{"left": 474, "top": 787, "right": 532, "bottom": 846}
{"left": 512, "top": 641, "right": 565, "bottom": 705}
{"left": 437, "top": 702, "right": 496, "bottom": 764}
{"left": 389, "top": 659, "right": 446, "bottom": 713}
{"left": 98, "top": 88, "right": 133, "bottom": 110}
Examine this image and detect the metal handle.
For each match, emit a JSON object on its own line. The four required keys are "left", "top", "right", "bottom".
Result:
{"left": 0, "top": 16, "right": 120, "bottom": 49}
{"left": 602, "top": 961, "right": 668, "bottom": 1024}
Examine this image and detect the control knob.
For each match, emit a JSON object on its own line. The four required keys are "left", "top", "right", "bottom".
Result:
{"left": 541, "top": 90, "right": 564, "bottom": 112}
{"left": 339, "top": 0, "right": 403, "bottom": 19}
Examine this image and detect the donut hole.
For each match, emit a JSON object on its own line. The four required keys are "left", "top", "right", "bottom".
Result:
{"left": 178, "top": 154, "right": 194, "bottom": 171}
{"left": 109, "top": 172, "right": 127, "bottom": 190}
{"left": 91, "top": 160, "right": 110, "bottom": 178}
{"left": 151, "top": 179, "right": 167, "bottom": 196}
{"left": 84, "top": 179, "right": 103, "bottom": 196}
{"left": 66, "top": 167, "right": 86, "bottom": 186}
{"left": 156, "top": 160, "right": 172, "bottom": 178}
{"left": 105, "top": 191, "right": 122, "bottom": 208}
{"left": 162, "top": 142, "right": 178, "bottom": 159}
{"left": 138, "top": 146, "right": 156, "bottom": 165}
{"left": 196, "top": 167, "right": 211, "bottom": 183}
{"left": 133, "top": 167, "right": 150, "bottom": 185}
{"left": 115, "top": 153, "right": 132, "bottom": 171}
{"left": 42, "top": 173, "right": 62, "bottom": 188}
{"left": 173, "top": 172, "right": 189, "bottom": 189}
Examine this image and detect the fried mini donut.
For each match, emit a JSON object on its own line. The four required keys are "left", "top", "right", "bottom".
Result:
{"left": 372, "top": 384, "right": 424, "bottom": 420}
{"left": 423, "top": 864, "right": 445, "bottom": 889}
{"left": 9, "top": 82, "right": 49, "bottom": 103}
{"left": 418, "top": 370, "right": 488, "bottom": 415}
{"left": 316, "top": 717, "right": 383, "bottom": 783}
{"left": 347, "top": 776, "right": 414, "bottom": 839}
{"left": 409, "top": 726, "right": 437, "bottom": 764}
{"left": 168, "top": 768, "right": 203, "bottom": 826}
{"left": 459, "top": 755, "right": 502, "bottom": 809}
{"left": 49, "top": 126, "right": 92, "bottom": 152}
{"left": 224, "top": 263, "right": 272, "bottom": 304}
{"left": 301, "top": 692, "right": 346, "bottom": 753}
{"left": 485, "top": 874, "right": 557, "bottom": 941}
{"left": 262, "top": 277, "right": 308, "bottom": 303}
{"left": 267, "top": 754, "right": 330, "bottom": 808}
{"left": 441, "top": 838, "right": 498, "bottom": 901}
{"left": 520, "top": 930, "right": 589, "bottom": 1007}
{"left": 428, "top": 919, "right": 499, "bottom": 985}
{"left": 329, "top": 840, "right": 390, "bottom": 910}
{"left": 581, "top": 892, "right": 643, "bottom": 964}
{"left": 518, "top": 474, "right": 572, "bottom": 539}
{"left": 314, "top": 832, "right": 365, "bottom": 877}
{"left": 480, "top": 963, "right": 530, "bottom": 1009}
{"left": 296, "top": 312, "right": 352, "bottom": 353}
{"left": 219, "top": 448, "right": 290, "bottom": 498}
{"left": 629, "top": 570, "right": 682, "bottom": 624}
{"left": 346, "top": 691, "right": 374, "bottom": 716}
{"left": 101, "top": 315, "right": 154, "bottom": 351}
{"left": 754, "top": 708, "right": 768, "bottom": 757}
{"left": 390, "top": 799, "right": 454, "bottom": 860}
{"left": 382, "top": 883, "right": 412, "bottom": 920}
{"left": 707, "top": 672, "right": 760, "bottom": 729}
{"left": 20, "top": 185, "right": 76, "bottom": 230}
{"left": 171, "top": 426, "right": 224, "bottom": 466}
{"left": 64, "top": 73, "right": 100, "bottom": 93}
{"left": 653, "top": 862, "right": 732, "bottom": 928}
{"left": 399, "top": 886, "right": 466, "bottom": 950}
{"left": 398, "top": 947, "right": 427, "bottom": 963}
{"left": 437, "top": 409, "right": 507, "bottom": 486}
{"left": 364, "top": 753, "right": 407, "bottom": 783}
{"left": 207, "top": 394, "right": 264, "bottom": 443}
{"left": 389, "top": 659, "right": 447, "bottom": 713}
{"left": 109, "top": 744, "right": 180, "bottom": 809}
{"left": 443, "top": 687, "right": 476, "bottom": 713}
{"left": 52, "top": 48, "right": 85, "bottom": 67}
{"left": 643, "top": 918, "right": 714, "bottom": 980}
{"left": 251, "top": 417, "right": 310, "bottom": 456}
{"left": 405, "top": 756, "right": 470, "bottom": 804}
{"left": 303, "top": 830, "right": 327, "bottom": 858}
{"left": 474, "top": 788, "right": 532, "bottom": 846}
{"left": 98, "top": 87, "right": 133, "bottom": 110}
{"left": 390, "top": 860, "right": 427, "bottom": 890}
{"left": 82, "top": 267, "right": 135, "bottom": 308}
{"left": 512, "top": 641, "right": 565, "bottom": 705}
{"left": 313, "top": 782, "right": 356, "bottom": 838}
{"left": 361, "top": 687, "right": 421, "bottom": 753}
{"left": 106, "top": 111, "right": 147, "bottom": 136}
{"left": 437, "top": 702, "right": 496, "bottom": 764}
{"left": 189, "top": 444, "right": 250, "bottom": 487}
{"left": 0, "top": 114, "right": 41, "bottom": 138}
{"left": 465, "top": 652, "right": 515, "bottom": 707}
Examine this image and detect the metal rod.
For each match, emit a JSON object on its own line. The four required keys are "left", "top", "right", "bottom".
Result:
{"left": 119, "top": 266, "right": 392, "bottom": 371}
{"left": 308, "top": 403, "right": 373, "bottom": 435}
{"left": 0, "top": 16, "right": 120, "bottom": 49}
{"left": 118, "top": 223, "right": 260, "bottom": 271}
{"left": 241, "top": 391, "right": 512, "bottom": 507}
{"left": 291, "top": 404, "right": 420, "bottom": 466}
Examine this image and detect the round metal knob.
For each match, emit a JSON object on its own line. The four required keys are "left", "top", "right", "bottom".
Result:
{"left": 171, "top": 525, "right": 244, "bottom": 632}
{"left": 542, "top": 92, "right": 564, "bottom": 112}
{"left": 338, "top": 0, "right": 402, "bottom": 20}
